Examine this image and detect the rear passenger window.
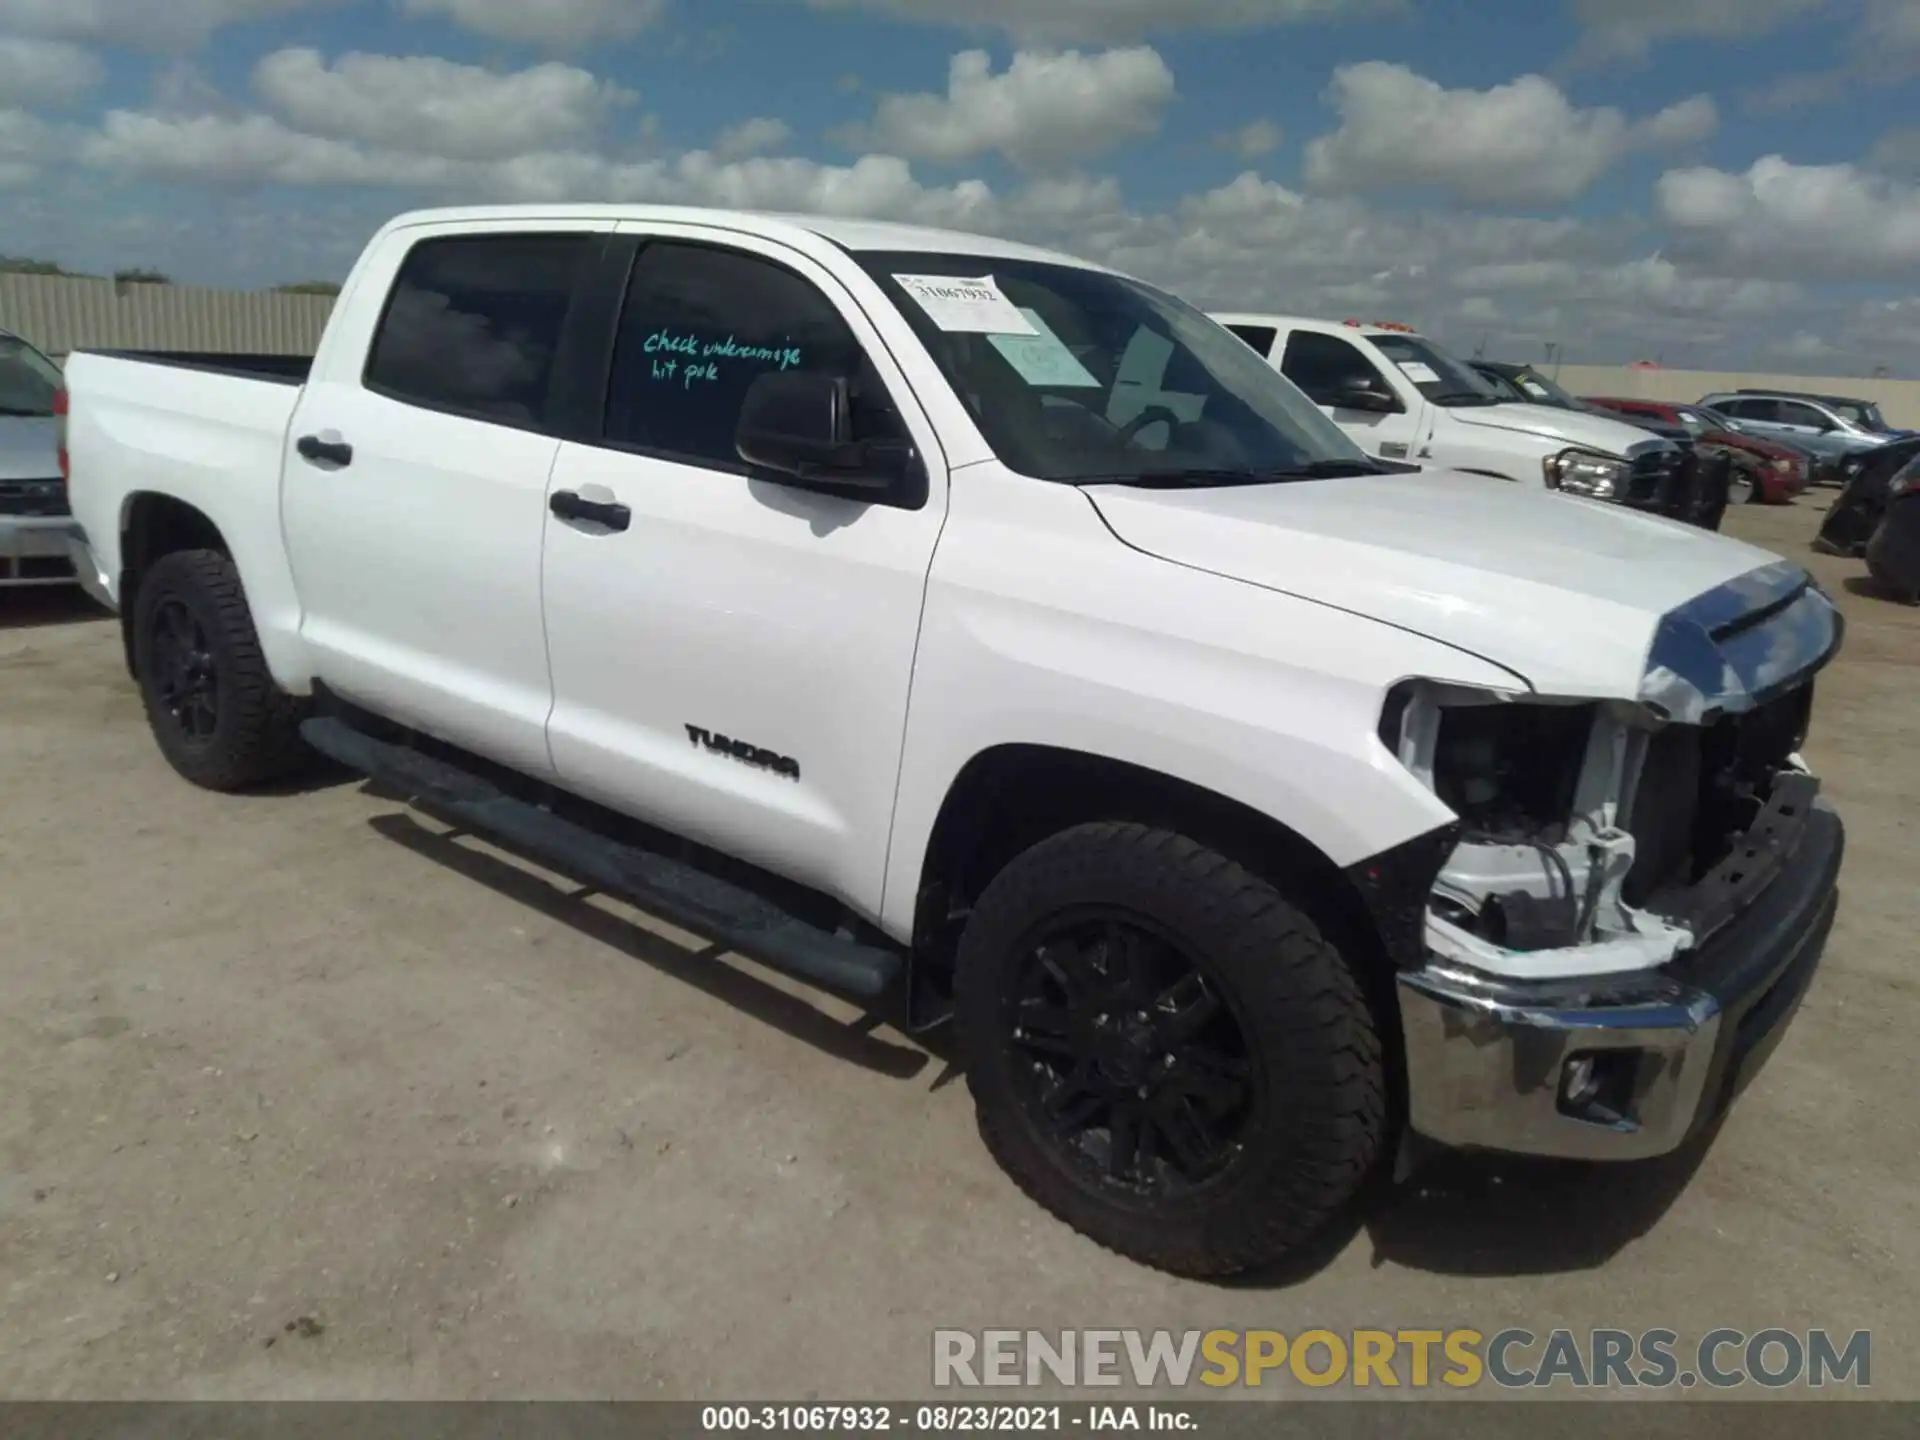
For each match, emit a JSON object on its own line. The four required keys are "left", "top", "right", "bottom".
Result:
{"left": 1223, "top": 324, "right": 1278, "bottom": 358}
{"left": 603, "top": 241, "right": 903, "bottom": 469}
{"left": 364, "top": 233, "right": 593, "bottom": 428}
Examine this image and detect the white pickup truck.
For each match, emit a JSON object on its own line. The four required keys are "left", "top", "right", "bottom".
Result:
{"left": 1210, "top": 313, "right": 1721, "bottom": 521}
{"left": 60, "top": 204, "right": 1845, "bottom": 1278}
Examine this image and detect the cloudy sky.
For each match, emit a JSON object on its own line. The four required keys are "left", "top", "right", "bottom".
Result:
{"left": 3, "top": 0, "right": 1919, "bottom": 375}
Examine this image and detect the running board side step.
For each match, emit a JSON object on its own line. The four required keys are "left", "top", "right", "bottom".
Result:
{"left": 299, "top": 717, "right": 905, "bottom": 1000}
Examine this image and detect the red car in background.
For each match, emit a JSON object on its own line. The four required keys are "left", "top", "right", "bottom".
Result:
{"left": 1585, "top": 397, "right": 1811, "bottom": 504}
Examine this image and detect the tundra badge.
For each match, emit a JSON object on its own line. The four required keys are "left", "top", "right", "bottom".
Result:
{"left": 685, "top": 725, "right": 801, "bottom": 780}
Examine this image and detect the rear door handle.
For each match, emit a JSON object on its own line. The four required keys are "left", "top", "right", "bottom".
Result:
{"left": 550, "top": 489, "right": 632, "bottom": 532}
{"left": 296, "top": 434, "right": 353, "bottom": 467}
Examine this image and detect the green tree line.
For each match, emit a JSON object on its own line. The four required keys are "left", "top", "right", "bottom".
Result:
{"left": 1, "top": 256, "right": 339, "bottom": 294}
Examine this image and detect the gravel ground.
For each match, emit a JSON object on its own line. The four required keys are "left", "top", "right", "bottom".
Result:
{"left": 1, "top": 493, "right": 1914, "bottom": 1403}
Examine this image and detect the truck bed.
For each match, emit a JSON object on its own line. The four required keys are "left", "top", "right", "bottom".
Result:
{"left": 62, "top": 348, "right": 312, "bottom": 633}
{"left": 79, "top": 350, "right": 313, "bottom": 385}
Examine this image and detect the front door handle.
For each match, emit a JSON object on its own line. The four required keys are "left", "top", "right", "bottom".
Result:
{"left": 550, "top": 489, "right": 631, "bottom": 532}
{"left": 296, "top": 434, "right": 353, "bottom": 467}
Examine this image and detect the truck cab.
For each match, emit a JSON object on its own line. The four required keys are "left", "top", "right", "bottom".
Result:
{"left": 1213, "top": 313, "right": 1698, "bottom": 513}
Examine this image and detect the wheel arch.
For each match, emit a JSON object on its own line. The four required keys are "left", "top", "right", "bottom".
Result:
{"left": 906, "top": 743, "right": 1405, "bottom": 1053}
{"left": 117, "top": 492, "right": 232, "bottom": 679}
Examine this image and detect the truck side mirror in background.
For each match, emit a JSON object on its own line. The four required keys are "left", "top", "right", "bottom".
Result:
{"left": 1332, "top": 378, "right": 1402, "bottom": 414}
{"left": 735, "top": 371, "right": 910, "bottom": 495}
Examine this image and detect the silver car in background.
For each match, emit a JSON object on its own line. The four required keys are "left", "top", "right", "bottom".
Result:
{"left": 1699, "top": 391, "right": 1892, "bottom": 479}
{"left": 0, "top": 329, "right": 74, "bottom": 588}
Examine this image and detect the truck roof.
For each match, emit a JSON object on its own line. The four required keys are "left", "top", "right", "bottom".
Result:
{"left": 372, "top": 203, "right": 1110, "bottom": 274}
{"left": 1208, "top": 312, "right": 1419, "bottom": 340}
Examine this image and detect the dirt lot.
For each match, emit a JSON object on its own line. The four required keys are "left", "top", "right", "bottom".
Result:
{"left": 2, "top": 495, "right": 1916, "bottom": 1403}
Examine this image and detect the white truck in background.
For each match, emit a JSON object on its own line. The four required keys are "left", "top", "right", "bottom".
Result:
{"left": 1212, "top": 313, "right": 1717, "bottom": 519}
{"left": 58, "top": 204, "right": 1844, "bottom": 1277}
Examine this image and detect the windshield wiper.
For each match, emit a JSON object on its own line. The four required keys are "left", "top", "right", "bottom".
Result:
{"left": 0, "top": 406, "right": 52, "bottom": 417}
{"left": 1430, "top": 391, "right": 1501, "bottom": 407}
{"left": 1260, "top": 459, "right": 1387, "bottom": 479}
{"left": 1075, "top": 459, "right": 1384, "bottom": 489}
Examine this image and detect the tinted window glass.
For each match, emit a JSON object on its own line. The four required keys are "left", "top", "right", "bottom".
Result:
{"left": 1278, "top": 331, "right": 1389, "bottom": 405}
{"left": 1369, "top": 333, "right": 1502, "bottom": 404}
{"left": 0, "top": 334, "right": 61, "bottom": 415}
{"left": 854, "top": 252, "right": 1367, "bottom": 484}
{"left": 1224, "top": 324, "right": 1278, "bottom": 357}
{"left": 1777, "top": 401, "right": 1830, "bottom": 430}
{"left": 364, "top": 233, "right": 591, "bottom": 427}
{"left": 604, "top": 242, "right": 902, "bottom": 466}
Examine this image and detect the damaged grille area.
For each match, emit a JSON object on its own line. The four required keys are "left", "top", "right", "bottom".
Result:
{"left": 1616, "top": 447, "right": 1731, "bottom": 530}
{"left": 1630, "top": 680, "right": 1817, "bottom": 938}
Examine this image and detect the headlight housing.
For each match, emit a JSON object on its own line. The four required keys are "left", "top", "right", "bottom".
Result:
{"left": 1542, "top": 448, "right": 1627, "bottom": 499}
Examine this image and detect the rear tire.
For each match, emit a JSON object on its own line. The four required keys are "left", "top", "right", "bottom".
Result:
{"left": 953, "top": 821, "right": 1386, "bottom": 1277}
{"left": 131, "top": 548, "right": 311, "bottom": 791}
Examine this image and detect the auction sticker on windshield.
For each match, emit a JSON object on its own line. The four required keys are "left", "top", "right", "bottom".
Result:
{"left": 1397, "top": 361, "right": 1440, "bottom": 384}
{"left": 893, "top": 274, "right": 1036, "bottom": 335}
{"left": 988, "top": 308, "right": 1100, "bottom": 387}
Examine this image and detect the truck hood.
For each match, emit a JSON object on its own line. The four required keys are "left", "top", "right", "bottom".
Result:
{"left": 0, "top": 416, "right": 59, "bottom": 482}
{"left": 1085, "top": 470, "right": 1786, "bottom": 700}
{"left": 1446, "top": 401, "right": 1669, "bottom": 458}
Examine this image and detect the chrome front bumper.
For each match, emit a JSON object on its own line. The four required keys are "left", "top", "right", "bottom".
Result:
{"left": 1397, "top": 799, "right": 1843, "bottom": 1161}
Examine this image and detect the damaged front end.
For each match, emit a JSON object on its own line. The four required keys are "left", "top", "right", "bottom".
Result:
{"left": 1378, "top": 560, "right": 1848, "bottom": 1160}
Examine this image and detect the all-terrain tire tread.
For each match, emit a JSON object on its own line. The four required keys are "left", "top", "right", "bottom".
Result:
{"left": 954, "top": 820, "right": 1386, "bottom": 1278}
{"left": 133, "top": 548, "right": 311, "bottom": 792}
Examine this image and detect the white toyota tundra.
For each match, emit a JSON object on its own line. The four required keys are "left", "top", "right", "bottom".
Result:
{"left": 57, "top": 204, "right": 1845, "bottom": 1277}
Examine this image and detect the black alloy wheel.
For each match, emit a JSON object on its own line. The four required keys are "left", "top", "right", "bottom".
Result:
{"left": 1005, "top": 909, "right": 1257, "bottom": 1196}
{"left": 147, "top": 596, "right": 221, "bottom": 746}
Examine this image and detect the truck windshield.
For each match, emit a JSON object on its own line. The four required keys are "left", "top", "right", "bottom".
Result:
{"left": 0, "top": 335, "right": 61, "bottom": 417}
{"left": 1504, "top": 366, "right": 1583, "bottom": 409}
{"left": 853, "top": 252, "right": 1374, "bottom": 486}
{"left": 1369, "top": 333, "right": 1503, "bottom": 408}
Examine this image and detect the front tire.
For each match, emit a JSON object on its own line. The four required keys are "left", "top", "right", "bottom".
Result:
{"left": 953, "top": 821, "right": 1386, "bottom": 1277}
{"left": 131, "top": 549, "right": 311, "bottom": 791}
{"left": 1727, "top": 469, "right": 1757, "bottom": 506}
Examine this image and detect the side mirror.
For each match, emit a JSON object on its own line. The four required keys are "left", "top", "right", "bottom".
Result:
{"left": 734, "top": 371, "right": 910, "bottom": 493}
{"left": 1331, "top": 378, "right": 1401, "bottom": 414}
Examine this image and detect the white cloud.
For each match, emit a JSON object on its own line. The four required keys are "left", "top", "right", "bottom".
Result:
{"left": 0, "top": 0, "right": 322, "bottom": 51}
{"left": 1635, "top": 94, "right": 1719, "bottom": 147}
{"left": 251, "top": 48, "right": 634, "bottom": 161}
{"left": 0, "top": 108, "right": 48, "bottom": 188}
{"left": 1657, "top": 154, "right": 1920, "bottom": 277}
{"left": 1215, "top": 118, "right": 1283, "bottom": 158}
{"left": 801, "top": 0, "right": 1394, "bottom": 44}
{"left": 1569, "top": 0, "right": 1825, "bottom": 62}
{"left": 397, "top": 0, "right": 667, "bottom": 49}
{"left": 1302, "top": 63, "right": 1715, "bottom": 206}
{"left": 0, "top": 37, "right": 104, "bottom": 107}
{"left": 712, "top": 117, "right": 793, "bottom": 161}
{"left": 838, "top": 47, "right": 1175, "bottom": 172}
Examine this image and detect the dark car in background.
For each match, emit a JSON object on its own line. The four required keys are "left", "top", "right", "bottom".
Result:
{"left": 1815, "top": 435, "right": 1920, "bottom": 557}
{"left": 1467, "top": 360, "right": 1731, "bottom": 526}
{"left": 1584, "top": 396, "right": 1812, "bottom": 505}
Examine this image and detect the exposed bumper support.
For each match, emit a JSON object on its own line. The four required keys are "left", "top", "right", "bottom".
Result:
{"left": 63, "top": 521, "right": 116, "bottom": 610}
{"left": 0, "top": 514, "right": 82, "bottom": 588}
{"left": 1397, "top": 799, "right": 1843, "bottom": 1161}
